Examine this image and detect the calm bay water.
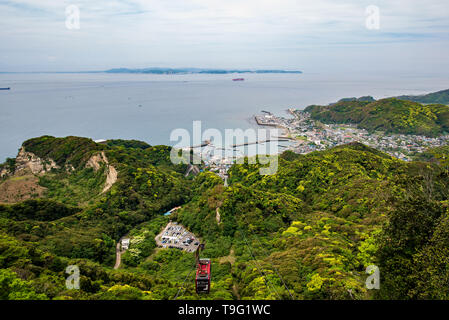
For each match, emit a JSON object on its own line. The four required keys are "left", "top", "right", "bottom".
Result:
{"left": 0, "top": 72, "right": 448, "bottom": 162}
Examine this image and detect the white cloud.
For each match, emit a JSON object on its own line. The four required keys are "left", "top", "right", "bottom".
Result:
{"left": 0, "top": 0, "right": 448, "bottom": 72}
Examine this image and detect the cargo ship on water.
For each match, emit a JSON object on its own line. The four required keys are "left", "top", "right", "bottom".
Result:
{"left": 0, "top": 87, "right": 11, "bottom": 90}
{"left": 232, "top": 78, "right": 244, "bottom": 81}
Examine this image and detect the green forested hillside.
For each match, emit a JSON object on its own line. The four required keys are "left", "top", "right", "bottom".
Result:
{"left": 0, "top": 137, "right": 449, "bottom": 300}
{"left": 304, "top": 98, "right": 449, "bottom": 136}
{"left": 413, "top": 145, "right": 449, "bottom": 167}
{"left": 22, "top": 136, "right": 105, "bottom": 168}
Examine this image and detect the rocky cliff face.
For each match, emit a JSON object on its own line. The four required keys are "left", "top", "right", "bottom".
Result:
{"left": 1, "top": 147, "right": 118, "bottom": 194}
{"left": 14, "top": 147, "right": 60, "bottom": 175}
{"left": 85, "top": 151, "right": 118, "bottom": 193}
{"left": 0, "top": 168, "right": 9, "bottom": 178}
{"left": 0, "top": 147, "right": 58, "bottom": 201}
{"left": 86, "top": 152, "right": 108, "bottom": 171}
{"left": 103, "top": 165, "right": 118, "bottom": 193}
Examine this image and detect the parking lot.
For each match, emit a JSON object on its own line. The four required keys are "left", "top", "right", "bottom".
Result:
{"left": 155, "top": 221, "right": 200, "bottom": 252}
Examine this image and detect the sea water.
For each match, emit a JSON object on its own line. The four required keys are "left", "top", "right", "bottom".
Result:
{"left": 0, "top": 72, "right": 448, "bottom": 162}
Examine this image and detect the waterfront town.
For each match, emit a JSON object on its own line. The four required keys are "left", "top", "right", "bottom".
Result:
{"left": 254, "top": 109, "right": 449, "bottom": 162}
{"left": 188, "top": 108, "right": 449, "bottom": 180}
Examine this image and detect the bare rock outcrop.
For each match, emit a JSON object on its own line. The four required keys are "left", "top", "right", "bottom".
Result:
{"left": 86, "top": 151, "right": 108, "bottom": 171}
{"left": 14, "top": 147, "right": 60, "bottom": 175}
{"left": 216, "top": 207, "right": 221, "bottom": 224}
{"left": 0, "top": 168, "right": 9, "bottom": 178}
{"left": 103, "top": 165, "right": 118, "bottom": 193}
{"left": 86, "top": 151, "right": 118, "bottom": 193}
{"left": 2, "top": 147, "right": 118, "bottom": 194}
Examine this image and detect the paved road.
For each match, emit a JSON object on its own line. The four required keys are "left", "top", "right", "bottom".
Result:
{"left": 114, "top": 237, "right": 129, "bottom": 269}
{"left": 114, "top": 241, "right": 122, "bottom": 269}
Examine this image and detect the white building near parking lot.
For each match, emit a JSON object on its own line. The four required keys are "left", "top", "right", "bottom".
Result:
{"left": 121, "top": 238, "right": 130, "bottom": 250}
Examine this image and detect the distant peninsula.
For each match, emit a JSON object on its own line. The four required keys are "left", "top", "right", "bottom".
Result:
{"left": 396, "top": 88, "right": 449, "bottom": 105}
{"left": 327, "top": 88, "right": 449, "bottom": 106}
{"left": 104, "top": 67, "right": 302, "bottom": 74}
{"left": 303, "top": 97, "right": 449, "bottom": 137}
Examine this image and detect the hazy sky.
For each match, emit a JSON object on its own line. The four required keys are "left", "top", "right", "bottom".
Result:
{"left": 1, "top": 0, "right": 448, "bottom": 74}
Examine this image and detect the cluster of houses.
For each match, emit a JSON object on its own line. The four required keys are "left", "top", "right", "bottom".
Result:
{"left": 259, "top": 110, "right": 449, "bottom": 161}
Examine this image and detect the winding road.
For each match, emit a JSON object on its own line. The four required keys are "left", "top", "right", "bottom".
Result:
{"left": 114, "top": 241, "right": 122, "bottom": 269}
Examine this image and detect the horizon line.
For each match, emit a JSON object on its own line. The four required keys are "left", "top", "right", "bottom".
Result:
{"left": 0, "top": 67, "right": 303, "bottom": 74}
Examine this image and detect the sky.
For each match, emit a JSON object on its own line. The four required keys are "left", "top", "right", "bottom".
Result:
{"left": 0, "top": 0, "right": 448, "bottom": 74}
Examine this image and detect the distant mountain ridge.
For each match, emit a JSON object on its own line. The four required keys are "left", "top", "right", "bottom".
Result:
{"left": 304, "top": 97, "right": 449, "bottom": 137}
{"left": 105, "top": 67, "right": 302, "bottom": 74}
{"left": 323, "top": 89, "right": 449, "bottom": 107}
{"left": 396, "top": 88, "right": 449, "bottom": 105}
{"left": 332, "top": 96, "right": 376, "bottom": 104}
{"left": 301, "top": 88, "right": 449, "bottom": 136}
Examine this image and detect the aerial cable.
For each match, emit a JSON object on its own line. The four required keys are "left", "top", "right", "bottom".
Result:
{"left": 239, "top": 215, "right": 295, "bottom": 300}
{"left": 173, "top": 263, "right": 196, "bottom": 300}
{"left": 240, "top": 228, "right": 282, "bottom": 300}
{"left": 244, "top": 226, "right": 295, "bottom": 299}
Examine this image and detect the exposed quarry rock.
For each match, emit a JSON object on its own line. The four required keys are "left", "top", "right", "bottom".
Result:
{"left": 216, "top": 207, "right": 221, "bottom": 224}
{"left": 0, "top": 168, "right": 9, "bottom": 178}
{"left": 86, "top": 151, "right": 118, "bottom": 193}
{"left": 86, "top": 152, "right": 108, "bottom": 171}
{"left": 3, "top": 147, "right": 118, "bottom": 195}
{"left": 14, "top": 147, "right": 60, "bottom": 175}
{"left": 102, "top": 165, "right": 118, "bottom": 193}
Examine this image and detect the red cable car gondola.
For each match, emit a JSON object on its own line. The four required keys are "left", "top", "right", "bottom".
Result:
{"left": 195, "top": 244, "right": 211, "bottom": 294}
